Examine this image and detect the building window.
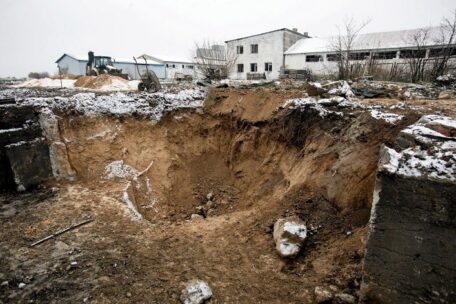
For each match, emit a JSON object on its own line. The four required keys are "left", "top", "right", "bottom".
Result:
{"left": 373, "top": 51, "right": 397, "bottom": 60}
{"left": 187, "top": 65, "right": 194, "bottom": 69}
{"left": 326, "top": 54, "right": 341, "bottom": 62}
{"left": 250, "top": 44, "right": 258, "bottom": 54}
{"left": 306, "top": 55, "right": 323, "bottom": 62}
{"left": 237, "top": 64, "right": 244, "bottom": 73}
{"left": 428, "top": 48, "right": 456, "bottom": 57}
{"left": 182, "top": 65, "right": 185, "bottom": 68}
{"left": 399, "top": 49, "right": 426, "bottom": 59}
{"left": 172, "top": 64, "right": 176, "bottom": 68}
{"left": 264, "top": 62, "right": 272, "bottom": 72}
{"left": 237, "top": 45, "right": 244, "bottom": 54}
{"left": 250, "top": 63, "right": 257, "bottom": 72}
{"left": 349, "top": 52, "right": 370, "bottom": 60}
{"left": 166, "top": 64, "right": 169, "bottom": 67}
{"left": 429, "top": 48, "right": 444, "bottom": 57}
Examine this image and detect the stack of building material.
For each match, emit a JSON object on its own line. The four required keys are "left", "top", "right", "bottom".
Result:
{"left": 280, "top": 69, "right": 313, "bottom": 80}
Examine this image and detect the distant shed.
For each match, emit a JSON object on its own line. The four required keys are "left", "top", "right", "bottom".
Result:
{"left": 55, "top": 54, "right": 166, "bottom": 80}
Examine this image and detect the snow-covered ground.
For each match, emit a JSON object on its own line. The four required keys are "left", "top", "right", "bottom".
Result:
{"left": 19, "top": 89, "right": 206, "bottom": 121}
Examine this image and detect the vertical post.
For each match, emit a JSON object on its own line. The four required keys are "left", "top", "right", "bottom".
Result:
{"left": 58, "top": 65, "right": 63, "bottom": 89}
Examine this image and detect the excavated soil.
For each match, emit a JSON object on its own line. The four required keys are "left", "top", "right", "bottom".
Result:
{"left": 0, "top": 88, "right": 437, "bottom": 303}
{"left": 74, "top": 75, "right": 129, "bottom": 90}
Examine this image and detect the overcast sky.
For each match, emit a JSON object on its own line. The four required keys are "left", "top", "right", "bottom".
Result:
{"left": 0, "top": 0, "right": 454, "bottom": 77}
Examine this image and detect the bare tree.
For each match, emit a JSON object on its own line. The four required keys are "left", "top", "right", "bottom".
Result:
{"left": 430, "top": 9, "right": 456, "bottom": 78}
{"left": 330, "top": 18, "right": 370, "bottom": 80}
{"left": 28, "top": 71, "right": 50, "bottom": 79}
{"left": 193, "top": 40, "right": 236, "bottom": 80}
{"left": 403, "top": 27, "right": 431, "bottom": 83}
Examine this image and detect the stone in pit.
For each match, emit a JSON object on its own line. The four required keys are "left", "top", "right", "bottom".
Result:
{"left": 180, "top": 280, "right": 212, "bottom": 304}
{"left": 273, "top": 216, "right": 307, "bottom": 258}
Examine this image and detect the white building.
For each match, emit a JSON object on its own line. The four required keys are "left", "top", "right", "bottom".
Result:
{"left": 139, "top": 54, "right": 195, "bottom": 80}
{"left": 55, "top": 54, "right": 166, "bottom": 80}
{"left": 284, "top": 27, "right": 456, "bottom": 76}
{"left": 225, "top": 28, "right": 308, "bottom": 80}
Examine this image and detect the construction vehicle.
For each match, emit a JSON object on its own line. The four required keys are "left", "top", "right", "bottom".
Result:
{"left": 133, "top": 56, "right": 161, "bottom": 92}
{"left": 86, "top": 51, "right": 129, "bottom": 79}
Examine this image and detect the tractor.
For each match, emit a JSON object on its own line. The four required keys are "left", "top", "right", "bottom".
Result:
{"left": 86, "top": 51, "right": 129, "bottom": 79}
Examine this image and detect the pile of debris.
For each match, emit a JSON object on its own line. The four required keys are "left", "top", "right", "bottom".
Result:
{"left": 351, "top": 80, "right": 454, "bottom": 100}
{"left": 304, "top": 79, "right": 456, "bottom": 101}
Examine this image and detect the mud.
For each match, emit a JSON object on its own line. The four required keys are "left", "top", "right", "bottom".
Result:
{"left": 0, "top": 87, "right": 454, "bottom": 303}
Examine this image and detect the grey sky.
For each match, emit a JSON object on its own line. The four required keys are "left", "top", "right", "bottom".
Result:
{"left": 0, "top": 0, "right": 454, "bottom": 77}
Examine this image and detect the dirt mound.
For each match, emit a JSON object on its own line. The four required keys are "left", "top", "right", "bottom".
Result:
{"left": 74, "top": 74, "right": 131, "bottom": 91}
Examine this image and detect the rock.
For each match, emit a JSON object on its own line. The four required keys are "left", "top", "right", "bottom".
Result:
{"left": 48, "top": 141, "right": 76, "bottom": 181}
{"left": 38, "top": 110, "right": 60, "bottom": 141}
{"left": 1, "top": 281, "right": 8, "bottom": 287}
{"left": 5, "top": 139, "right": 52, "bottom": 191}
{"left": 334, "top": 293, "right": 356, "bottom": 304}
{"left": 18, "top": 282, "right": 26, "bottom": 289}
{"left": 206, "top": 192, "right": 214, "bottom": 200}
{"left": 273, "top": 216, "right": 307, "bottom": 258}
{"left": 438, "top": 90, "right": 454, "bottom": 99}
{"left": 305, "top": 82, "right": 326, "bottom": 96}
{"left": 323, "top": 81, "right": 355, "bottom": 98}
{"left": 190, "top": 214, "right": 204, "bottom": 221}
{"left": 180, "top": 280, "right": 212, "bottom": 304}
{"left": 205, "top": 200, "right": 214, "bottom": 208}
{"left": 314, "top": 286, "right": 334, "bottom": 303}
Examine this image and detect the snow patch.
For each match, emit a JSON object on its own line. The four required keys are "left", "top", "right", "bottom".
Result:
{"left": 122, "top": 183, "right": 142, "bottom": 221}
{"left": 379, "top": 115, "right": 456, "bottom": 182}
{"left": 283, "top": 221, "right": 308, "bottom": 239}
{"left": 285, "top": 97, "right": 343, "bottom": 117}
{"left": 370, "top": 110, "right": 404, "bottom": 124}
{"left": 104, "top": 160, "right": 138, "bottom": 180}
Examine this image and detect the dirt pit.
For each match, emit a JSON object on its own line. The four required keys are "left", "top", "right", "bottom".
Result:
{"left": 0, "top": 87, "right": 440, "bottom": 303}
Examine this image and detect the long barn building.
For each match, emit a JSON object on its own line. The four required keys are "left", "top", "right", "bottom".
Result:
{"left": 226, "top": 26, "right": 456, "bottom": 79}
{"left": 55, "top": 54, "right": 166, "bottom": 80}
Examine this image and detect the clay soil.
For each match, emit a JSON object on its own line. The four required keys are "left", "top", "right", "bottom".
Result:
{"left": 0, "top": 88, "right": 453, "bottom": 303}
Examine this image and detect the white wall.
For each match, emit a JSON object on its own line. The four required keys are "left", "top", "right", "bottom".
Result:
{"left": 57, "top": 56, "right": 86, "bottom": 76}
{"left": 285, "top": 53, "right": 338, "bottom": 75}
{"left": 165, "top": 62, "right": 195, "bottom": 79}
{"left": 285, "top": 49, "right": 456, "bottom": 76}
{"left": 114, "top": 62, "right": 166, "bottom": 80}
{"left": 227, "top": 31, "right": 285, "bottom": 80}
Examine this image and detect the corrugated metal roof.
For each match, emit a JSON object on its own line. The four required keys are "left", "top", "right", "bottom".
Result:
{"left": 140, "top": 54, "right": 192, "bottom": 64}
{"left": 225, "top": 28, "right": 307, "bottom": 43}
{"left": 285, "top": 26, "right": 447, "bottom": 55}
{"left": 55, "top": 54, "right": 162, "bottom": 65}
